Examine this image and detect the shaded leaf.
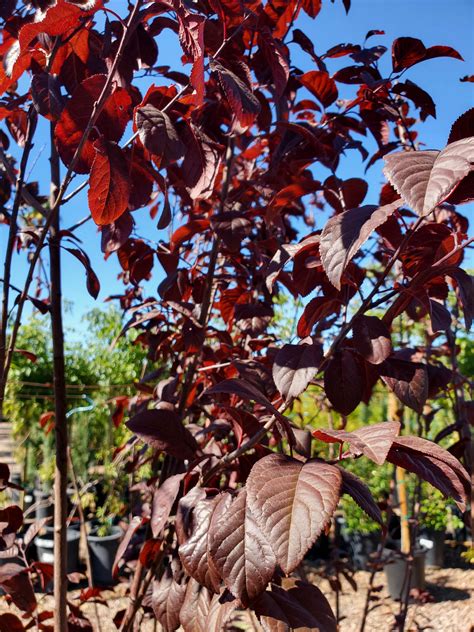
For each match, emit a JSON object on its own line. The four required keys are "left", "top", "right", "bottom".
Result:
{"left": 101, "top": 212, "right": 134, "bottom": 254}
{"left": 253, "top": 580, "right": 337, "bottom": 632}
{"left": 387, "top": 436, "right": 470, "bottom": 511}
{"left": 65, "top": 247, "right": 100, "bottom": 299}
{"left": 126, "top": 409, "right": 198, "bottom": 460}
{"left": 135, "top": 104, "right": 184, "bottom": 164}
{"left": 324, "top": 350, "right": 364, "bottom": 415}
{"left": 181, "top": 125, "right": 222, "bottom": 200}
{"left": 246, "top": 454, "right": 342, "bottom": 574}
{"left": 352, "top": 315, "right": 392, "bottom": 364}
{"left": 379, "top": 358, "right": 428, "bottom": 413}
{"left": 392, "top": 37, "right": 463, "bottom": 72}
{"left": 391, "top": 80, "right": 436, "bottom": 121}
{"left": 179, "top": 578, "right": 212, "bottom": 632}
{"left": 297, "top": 297, "right": 341, "bottom": 338}
{"left": 320, "top": 200, "right": 402, "bottom": 290}
{"left": 112, "top": 516, "right": 142, "bottom": 580}
{"left": 211, "top": 59, "right": 260, "bottom": 130}
{"left": 151, "top": 473, "right": 186, "bottom": 537}
{"left": 273, "top": 342, "right": 323, "bottom": 400}
{"left": 339, "top": 468, "right": 383, "bottom": 526}
{"left": 152, "top": 567, "right": 187, "bottom": 632}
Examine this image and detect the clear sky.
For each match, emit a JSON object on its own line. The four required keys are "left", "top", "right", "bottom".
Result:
{"left": 1, "top": 0, "right": 473, "bottom": 335}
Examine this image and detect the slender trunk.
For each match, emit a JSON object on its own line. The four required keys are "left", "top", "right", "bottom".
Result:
{"left": 49, "top": 128, "right": 68, "bottom": 632}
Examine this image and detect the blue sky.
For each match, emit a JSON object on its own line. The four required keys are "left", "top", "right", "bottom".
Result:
{"left": 1, "top": 0, "right": 473, "bottom": 334}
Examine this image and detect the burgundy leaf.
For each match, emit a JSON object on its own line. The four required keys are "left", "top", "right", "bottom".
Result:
{"left": 313, "top": 421, "right": 400, "bottom": 465}
{"left": 297, "top": 297, "right": 342, "bottom": 338}
{"left": 391, "top": 80, "right": 436, "bottom": 121}
{"left": 299, "top": 70, "right": 338, "bottom": 107}
{"left": 234, "top": 303, "right": 274, "bottom": 336}
{"left": 448, "top": 107, "right": 474, "bottom": 144}
{"left": 208, "top": 489, "right": 276, "bottom": 606}
{"left": 126, "top": 409, "right": 198, "bottom": 460}
{"left": 253, "top": 580, "right": 337, "bottom": 632}
{"left": 112, "top": 516, "right": 142, "bottom": 580}
{"left": 352, "top": 315, "right": 392, "bottom": 364}
{"left": 258, "top": 31, "right": 290, "bottom": 99}
{"left": 170, "top": 219, "right": 210, "bottom": 251}
{"left": 320, "top": 200, "right": 402, "bottom": 290}
{"left": 152, "top": 566, "right": 187, "bottom": 632}
{"left": 179, "top": 578, "right": 212, "bottom": 632}
{"left": 151, "top": 473, "right": 186, "bottom": 537}
{"left": 392, "top": 37, "right": 463, "bottom": 72}
{"left": 204, "top": 591, "right": 237, "bottom": 631}
{"left": 246, "top": 454, "right": 342, "bottom": 574}
{"left": 210, "top": 213, "right": 251, "bottom": 252}
{"left": 383, "top": 137, "right": 474, "bottom": 216}
{"left": 88, "top": 138, "right": 130, "bottom": 226}
{"left": 447, "top": 268, "right": 473, "bottom": 330}
{"left": 65, "top": 247, "right": 100, "bottom": 299}
{"left": 379, "top": 358, "right": 428, "bottom": 413}
{"left": 135, "top": 104, "right": 185, "bottom": 164}
{"left": 387, "top": 436, "right": 470, "bottom": 511}
{"left": 211, "top": 59, "right": 260, "bottom": 130}
{"left": 272, "top": 341, "right": 323, "bottom": 400}
{"left": 181, "top": 125, "right": 222, "bottom": 200}
{"left": 265, "top": 234, "right": 320, "bottom": 292}
{"left": 178, "top": 495, "right": 222, "bottom": 592}
{"left": 324, "top": 350, "right": 364, "bottom": 416}
{"left": 101, "top": 212, "right": 134, "bottom": 254}
{"left": 206, "top": 379, "right": 285, "bottom": 422}
{"left": 31, "top": 72, "right": 64, "bottom": 120}
{"left": 339, "top": 468, "right": 383, "bottom": 526}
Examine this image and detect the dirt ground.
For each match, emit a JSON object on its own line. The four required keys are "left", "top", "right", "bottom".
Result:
{"left": 1, "top": 564, "right": 473, "bottom": 631}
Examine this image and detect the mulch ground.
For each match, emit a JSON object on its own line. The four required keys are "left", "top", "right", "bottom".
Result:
{"left": 1, "top": 562, "right": 473, "bottom": 631}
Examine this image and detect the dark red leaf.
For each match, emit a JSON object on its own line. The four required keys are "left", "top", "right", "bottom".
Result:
{"left": 246, "top": 454, "right": 342, "bottom": 574}
{"left": 339, "top": 468, "right": 383, "bottom": 526}
{"left": 379, "top": 358, "right": 428, "bottom": 413}
{"left": 31, "top": 72, "right": 64, "bottom": 120}
{"left": 152, "top": 567, "right": 187, "bottom": 631}
{"left": 179, "top": 494, "right": 222, "bottom": 592}
{"left": 448, "top": 107, "right": 474, "bottom": 144}
{"left": 135, "top": 104, "right": 184, "bottom": 165}
{"left": 253, "top": 579, "right": 337, "bottom": 632}
{"left": 392, "top": 37, "right": 463, "bottom": 72}
{"left": 126, "top": 409, "right": 198, "bottom": 460}
{"left": 181, "top": 125, "right": 223, "bottom": 200}
{"left": 112, "top": 516, "right": 142, "bottom": 580}
{"left": 324, "top": 350, "right": 364, "bottom": 416}
{"left": 170, "top": 219, "right": 210, "bottom": 252}
{"left": 88, "top": 138, "right": 130, "bottom": 226}
{"left": 211, "top": 59, "right": 260, "bottom": 130}
{"left": 272, "top": 341, "right": 323, "bottom": 400}
{"left": 299, "top": 70, "right": 338, "bottom": 107}
{"left": 320, "top": 200, "right": 402, "bottom": 290}
{"left": 151, "top": 473, "right": 186, "bottom": 537}
{"left": 387, "top": 436, "right": 470, "bottom": 511}
{"left": 313, "top": 421, "right": 400, "bottom": 465}
{"left": 297, "top": 297, "right": 342, "bottom": 338}
{"left": 208, "top": 489, "right": 276, "bottom": 606}
{"left": 383, "top": 138, "right": 474, "bottom": 216}
{"left": 352, "top": 315, "right": 392, "bottom": 364}
{"left": 65, "top": 247, "right": 100, "bottom": 299}
{"left": 101, "top": 212, "right": 134, "bottom": 254}
{"left": 391, "top": 80, "right": 436, "bottom": 121}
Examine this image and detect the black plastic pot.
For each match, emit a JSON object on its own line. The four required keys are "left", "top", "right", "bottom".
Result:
{"left": 419, "top": 530, "right": 445, "bottom": 567}
{"left": 33, "top": 489, "right": 53, "bottom": 521}
{"left": 348, "top": 532, "right": 380, "bottom": 570}
{"left": 35, "top": 527, "right": 81, "bottom": 574}
{"left": 383, "top": 548, "right": 426, "bottom": 601}
{"left": 87, "top": 526, "right": 122, "bottom": 586}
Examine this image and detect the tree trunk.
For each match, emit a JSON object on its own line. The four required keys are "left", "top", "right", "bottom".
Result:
{"left": 49, "top": 132, "right": 68, "bottom": 632}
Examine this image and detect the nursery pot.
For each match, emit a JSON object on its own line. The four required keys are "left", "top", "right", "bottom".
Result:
{"left": 33, "top": 489, "right": 53, "bottom": 521}
{"left": 35, "top": 527, "right": 81, "bottom": 574}
{"left": 419, "top": 530, "right": 445, "bottom": 567}
{"left": 87, "top": 525, "right": 122, "bottom": 586}
{"left": 349, "top": 532, "right": 380, "bottom": 570}
{"left": 383, "top": 548, "right": 426, "bottom": 601}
